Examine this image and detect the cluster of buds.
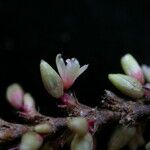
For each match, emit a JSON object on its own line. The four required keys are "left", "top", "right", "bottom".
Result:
{"left": 19, "top": 123, "right": 51, "bottom": 150}
{"left": 108, "top": 54, "right": 150, "bottom": 99}
{"left": 6, "top": 83, "right": 36, "bottom": 114}
{"left": 67, "top": 117, "right": 93, "bottom": 150}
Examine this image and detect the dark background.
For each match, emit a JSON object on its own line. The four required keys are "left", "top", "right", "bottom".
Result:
{"left": 0, "top": 0, "right": 150, "bottom": 149}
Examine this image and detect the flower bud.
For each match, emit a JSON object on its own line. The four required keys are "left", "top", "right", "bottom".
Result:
{"left": 71, "top": 133, "right": 93, "bottom": 150}
{"left": 146, "top": 142, "right": 150, "bottom": 150}
{"left": 40, "top": 60, "right": 64, "bottom": 98}
{"left": 23, "top": 93, "right": 36, "bottom": 113}
{"left": 34, "top": 123, "right": 51, "bottom": 134}
{"left": 6, "top": 83, "right": 24, "bottom": 109}
{"left": 20, "top": 132, "right": 43, "bottom": 150}
{"left": 67, "top": 117, "right": 88, "bottom": 136}
{"left": 142, "top": 65, "right": 150, "bottom": 83}
{"left": 108, "top": 74, "right": 144, "bottom": 98}
{"left": 121, "top": 54, "right": 144, "bottom": 84}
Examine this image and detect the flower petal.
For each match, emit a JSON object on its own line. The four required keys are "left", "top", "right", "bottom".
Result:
{"left": 66, "top": 58, "right": 80, "bottom": 79}
{"left": 65, "top": 58, "right": 80, "bottom": 86}
{"left": 56, "top": 54, "right": 66, "bottom": 79}
{"left": 78, "top": 64, "right": 89, "bottom": 76}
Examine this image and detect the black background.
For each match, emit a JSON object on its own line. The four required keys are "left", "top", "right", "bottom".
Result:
{"left": 0, "top": 0, "right": 150, "bottom": 149}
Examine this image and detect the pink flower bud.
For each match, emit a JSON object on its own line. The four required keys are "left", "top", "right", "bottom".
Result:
{"left": 22, "top": 93, "right": 36, "bottom": 113}
{"left": 121, "top": 54, "right": 144, "bottom": 84}
{"left": 6, "top": 83, "right": 24, "bottom": 109}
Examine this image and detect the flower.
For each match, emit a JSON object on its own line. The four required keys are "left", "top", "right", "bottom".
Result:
{"left": 56, "top": 54, "right": 89, "bottom": 89}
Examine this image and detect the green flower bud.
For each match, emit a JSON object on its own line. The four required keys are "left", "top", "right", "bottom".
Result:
{"left": 40, "top": 60, "right": 64, "bottom": 98}
{"left": 108, "top": 74, "right": 144, "bottom": 98}
{"left": 20, "top": 132, "right": 43, "bottom": 150}
{"left": 67, "top": 117, "right": 88, "bottom": 136}
{"left": 121, "top": 54, "right": 144, "bottom": 84}
{"left": 142, "top": 65, "right": 150, "bottom": 83}
{"left": 34, "top": 123, "right": 51, "bottom": 134}
{"left": 71, "top": 133, "right": 93, "bottom": 150}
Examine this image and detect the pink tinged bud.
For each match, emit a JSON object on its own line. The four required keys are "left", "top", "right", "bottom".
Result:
{"left": 67, "top": 117, "right": 88, "bottom": 136}
{"left": 142, "top": 65, "right": 150, "bottom": 83}
{"left": 6, "top": 83, "right": 24, "bottom": 109}
{"left": 56, "top": 54, "right": 88, "bottom": 90}
{"left": 71, "top": 133, "right": 93, "bottom": 150}
{"left": 108, "top": 74, "right": 144, "bottom": 99}
{"left": 121, "top": 54, "right": 144, "bottom": 84}
{"left": 22, "top": 93, "right": 36, "bottom": 113}
{"left": 20, "top": 132, "right": 43, "bottom": 150}
{"left": 40, "top": 60, "right": 64, "bottom": 98}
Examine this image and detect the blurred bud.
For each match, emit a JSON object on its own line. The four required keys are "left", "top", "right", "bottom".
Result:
{"left": 23, "top": 93, "right": 36, "bottom": 113}
{"left": 34, "top": 123, "right": 51, "bottom": 134}
{"left": 67, "top": 117, "right": 88, "bottom": 136}
{"left": 146, "top": 142, "right": 150, "bottom": 150}
{"left": 108, "top": 127, "right": 136, "bottom": 150}
{"left": 40, "top": 60, "right": 64, "bottom": 98}
{"left": 20, "top": 132, "right": 43, "bottom": 150}
{"left": 142, "top": 65, "right": 150, "bottom": 83}
{"left": 71, "top": 133, "right": 93, "bottom": 150}
{"left": 121, "top": 54, "right": 144, "bottom": 84}
{"left": 108, "top": 74, "right": 144, "bottom": 98}
{"left": 6, "top": 83, "right": 24, "bottom": 109}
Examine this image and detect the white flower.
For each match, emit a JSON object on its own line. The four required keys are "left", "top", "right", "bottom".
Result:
{"left": 56, "top": 54, "right": 89, "bottom": 89}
